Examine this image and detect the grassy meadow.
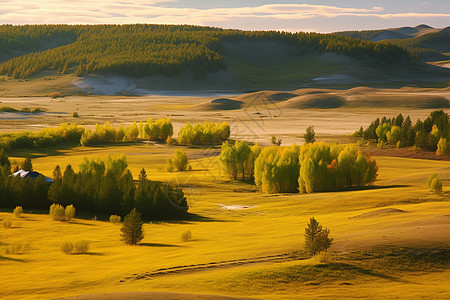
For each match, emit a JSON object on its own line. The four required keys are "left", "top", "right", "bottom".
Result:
{"left": 1, "top": 140, "right": 450, "bottom": 299}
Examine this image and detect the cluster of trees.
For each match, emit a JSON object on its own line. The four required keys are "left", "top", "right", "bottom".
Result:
{"left": 0, "top": 123, "right": 85, "bottom": 150}
{"left": 178, "top": 122, "right": 230, "bottom": 145}
{"left": 139, "top": 118, "right": 173, "bottom": 141}
{"left": 80, "top": 121, "right": 139, "bottom": 146}
{"left": 356, "top": 110, "right": 450, "bottom": 152}
{"left": 0, "top": 24, "right": 410, "bottom": 79}
{"left": 79, "top": 118, "right": 173, "bottom": 146}
{"left": 220, "top": 141, "right": 378, "bottom": 194}
{"left": 219, "top": 141, "right": 261, "bottom": 181}
{"left": 0, "top": 153, "right": 188, "bottom": 220}
{"left": 298, "top": 143, "right": 378, "bottom": 193}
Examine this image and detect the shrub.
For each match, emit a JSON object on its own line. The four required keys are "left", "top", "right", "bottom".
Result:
{"left": 427, "top": 174, "right": 442, "bottom": 194}
{"left": 3, "top": 242, "right": 30, "bottom": 255}
{"left": 166, "top": 159, "right": 174, "bottom": 172}
{"left": 72, "top": 112, "right": 79, "bottom": 118}
{"left": 65, "top": 204, "right": 76, "bottom": 220}
{"left": 316, "top": 249, "right": 333, "bottom": 264}
{"left": 172, "top": 150, "right": 188, "bottom": 171}
{"left": 109, "top": 214, "right": 121, "bottom": 224}
{"left": 13, "top": 206, "right": 23, "bottom": 218}
{"left": 74, "top": 240, "right": 90, "bottom": 254}
{"left": 304, "top": 217, "right": 333, "bottom": 257}
{"left": 49, "top": 92, "right": 63, "bottom": 98}
{"left": 120, "top": 208, "right": 144, "bottom": 245}
{"left": 3, "top": 219, "right": 12, "bottom": 228}
{"left": 50, "top": 203, "right": 66, "bottom": 221}
{"left": 60, "top": 241, "right": 74, "bottom": 254}
{"left": 181, "top": 229, "right": 192, "bottom": 242}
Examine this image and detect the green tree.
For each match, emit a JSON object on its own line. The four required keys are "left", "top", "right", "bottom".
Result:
{"left": 120, "top": 208, "right": 144, "bottom": 245}
{"left": 21, "top": 157, "right": 33, "bottom": 171}
{"left": 304, "top": 126, "right": 315, "bottom": 144}
{"left": 138, "top": 168, "right": 147, "bottom": 182}
{"left": 304, "top": 217, "right": 333, "bottom": 256}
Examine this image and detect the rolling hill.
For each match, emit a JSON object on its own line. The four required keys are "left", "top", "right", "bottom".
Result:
{"left": 0, "top": 24, "right": 449, "bottom": 93}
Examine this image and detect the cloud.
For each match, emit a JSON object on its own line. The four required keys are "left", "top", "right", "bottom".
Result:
{"left": 0, "top": 1, "right": 448, "bottom": 30}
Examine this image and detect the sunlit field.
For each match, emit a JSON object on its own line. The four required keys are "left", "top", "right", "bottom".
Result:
{"left": 1, "top": 139, "right": 449, "bottom": 299}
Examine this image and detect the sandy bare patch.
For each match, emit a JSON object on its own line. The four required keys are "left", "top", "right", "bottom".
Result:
{"left": 350, "top": 208, "right": 408, "bottom": 219}
{"left": 219, "top": 204, "right": 257, "bottom": 210}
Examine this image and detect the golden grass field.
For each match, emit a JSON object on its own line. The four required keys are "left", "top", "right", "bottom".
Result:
{"left": 0, "top": 89, "right": 450, "bottom": 299}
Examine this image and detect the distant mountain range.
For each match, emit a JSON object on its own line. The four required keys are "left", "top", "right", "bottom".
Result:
{"left": 336, "top": 25, "right": 450, "bottom": 62}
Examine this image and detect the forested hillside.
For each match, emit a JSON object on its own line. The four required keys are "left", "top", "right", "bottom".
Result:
{"left": 0, "top": 24, "right": 409, "bottom": 79}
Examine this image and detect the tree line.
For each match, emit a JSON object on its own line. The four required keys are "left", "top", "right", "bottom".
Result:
{"left": 354, "top": 110, "right": 449, "bottom": 153}
{"left": 0, "top": 119, "right": 229, "bottom": 151}
{"left": 220, "top": 141, "right": 378, "bottom": 194}
{"left": 0, "top": 153, "right": 188, "bottom": 220}
{"left": 0, "top": 24, "right": 410, "bottom": 79}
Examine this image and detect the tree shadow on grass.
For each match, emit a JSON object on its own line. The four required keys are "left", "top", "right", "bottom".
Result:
{"left": 139, "top": 243, "right": 182, "bottom": 247}
{"left": 321, "top": 263, "right": 403, "bottom": 282}
{"left": 159, "top": 213, "right": 236, "bottom": 225}
{"left": 0, "top": 256, "right": 26, "bottom": 262}
{"left": 72, "top": 252, "right": 104, "bottom": 256}
{"left": 67, "top": 220, "right": 97, "bottom": 226}
{"left": 330, "top": 184, "right": 411, "bottom": 193}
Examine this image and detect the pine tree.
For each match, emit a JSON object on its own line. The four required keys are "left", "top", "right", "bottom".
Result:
{"left": 304, "top": 126, "right": 316, "bottom": 144}
{"left": 21, "top": 157, "right": 33, "bottom": 171}
{"left": 304, "top": 217, "right": 333, "bottom": 256}
{"left": 120, "top": 208, "right": 144, "bottom": 245}
{"left": 138, "top": 168, "right": 147, "bottom": 182}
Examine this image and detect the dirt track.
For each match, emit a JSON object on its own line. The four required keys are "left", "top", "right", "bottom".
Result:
{"left": 124, "top": 252, "right": 301, "bottom": 281}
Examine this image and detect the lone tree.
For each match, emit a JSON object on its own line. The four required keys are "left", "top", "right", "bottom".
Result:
{"left": 120, "top": 208, "right": 144, "bottom": 245}
{"left": 304, "top": 217, "right": 333, "bottom": 256}
{"left": 304, "top": 126, "right": 316, "bottom": 144}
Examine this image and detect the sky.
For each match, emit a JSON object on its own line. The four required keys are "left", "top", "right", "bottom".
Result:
{"left": 0, "top": 0, "right": 449, "bottom": 32}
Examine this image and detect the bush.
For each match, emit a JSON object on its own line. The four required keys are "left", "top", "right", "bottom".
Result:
{"left": 49, "top": 92, "right": 63, "bottom": 98}
{"left": 165, "top": 159, "right": 174, "bottom": 172}
{"left": 50, "top": 203, "right": 66, "bottom": 221}
{"left": 120, "top": 208, "right": 144, "bottom": 245}
{"left": 74, "top": 240, "right": 90, "bottom": 254}
{"left": 3, "top": 241, "right": 30, "bottom": 255}
{"left": 3, "top": 219, "right": 12, "bottom": 228}
{"left": 172, "top": 150, "right": 188, "bottom": 171}
{"left": 427, "top": 174, "right": 442, "bottom": 194}
{"left": 181, "top": 229, "right": 192, "bottom": 242}
{"left": 109, "top": 214, "right": 121, "bottom": 224}
{"left": 60, "top": 241, "right": 74, "bottom": 254}
{"left": 13, "top": 206, "right": 23, "bottom": 218}
{"left": 72, "top": 112, "right": 79, "bottom": 118}
{"left": 65, "top": 204, "right": 76, "bottom": 220}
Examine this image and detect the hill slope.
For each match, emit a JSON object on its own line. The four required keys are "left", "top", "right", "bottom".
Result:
{"left": 0, "top": 24, "right": 449, "bottom": 93}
